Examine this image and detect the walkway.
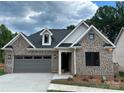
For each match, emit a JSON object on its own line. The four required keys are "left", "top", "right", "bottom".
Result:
{"left": 48, "top": 83, "right": 124, "bottom": 92}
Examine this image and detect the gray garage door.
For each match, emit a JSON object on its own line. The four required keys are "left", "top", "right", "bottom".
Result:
{"left": 14, "top": 55, "right": 51, "bottom": 73}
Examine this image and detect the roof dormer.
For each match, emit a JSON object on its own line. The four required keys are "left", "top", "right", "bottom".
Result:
{"left": 40, "top": 27, "right": 53, "bottom": 46}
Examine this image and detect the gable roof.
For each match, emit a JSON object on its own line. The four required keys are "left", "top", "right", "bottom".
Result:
{"left": 40, "top": 27, "right": 53, "bottom": 35}
{"left": 28, "top": 29, "right": 70, "bottom": 48}
{"left": 2, "top": 32, "right": 36, "bottom": 49}
{"left": 70, "top": 25, "right": 116, "bottom": 48}
{"left": 114, "top": 27, "right": 124, "bottom": 45}
{"left": 55, "top": 20, "right": 89, "bottom": 47}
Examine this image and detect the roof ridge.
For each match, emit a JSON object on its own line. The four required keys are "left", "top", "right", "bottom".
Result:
{"left": 28, "top": 29, "right": 69, "bottom": 37}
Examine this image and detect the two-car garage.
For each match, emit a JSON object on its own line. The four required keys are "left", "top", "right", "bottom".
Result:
{"left": 13, "top": 55, "right": 52, "bottom": 73}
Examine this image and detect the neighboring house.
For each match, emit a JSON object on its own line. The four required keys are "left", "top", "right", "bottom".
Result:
{"left": 113, "top": 27, "right": 124, "bottom": 71}
{"left": 2, "top": 21, "right": 116, "bottom": 78}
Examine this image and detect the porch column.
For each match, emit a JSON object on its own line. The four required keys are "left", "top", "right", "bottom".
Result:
{"left": 58, "top": 50, "right": 61, "bottom": 75}
{"left": 74, "top": 48, "right": 76, "bottom": 74}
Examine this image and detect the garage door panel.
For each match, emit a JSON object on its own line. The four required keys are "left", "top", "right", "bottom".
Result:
{"left": 14, "top": 55, "right": 51, "bottom": 73}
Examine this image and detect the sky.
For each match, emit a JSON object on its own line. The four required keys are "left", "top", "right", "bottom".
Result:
{"left": 0, "top": 1, "right": 116, "bottom": 35}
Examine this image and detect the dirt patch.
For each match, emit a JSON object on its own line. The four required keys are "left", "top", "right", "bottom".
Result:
{"left": 0, "top": 64, "right": 4, "bottom": 69}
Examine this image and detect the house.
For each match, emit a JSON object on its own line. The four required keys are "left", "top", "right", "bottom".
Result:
{"left": 113, "top": 27, "right": 124, "bottom": 71}
{"left": 2, "top": 21, "right": 116, "bottom": 78}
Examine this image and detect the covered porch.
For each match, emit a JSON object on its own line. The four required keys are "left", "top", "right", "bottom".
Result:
{"left": 58, "top": 49, "right": 77, "bottom": 75}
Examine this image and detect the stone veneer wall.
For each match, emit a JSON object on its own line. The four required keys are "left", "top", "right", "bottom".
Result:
{"left": 76, "top": 29, "right": 114, "bottom": 76}
{"left": 4, "top": 35, "right": 58, "bottom": 73}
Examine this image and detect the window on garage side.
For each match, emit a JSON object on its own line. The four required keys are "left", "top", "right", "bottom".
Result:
{"left": 85, "top": 52, "right": 100, "bottom": 66}
{"left": 43, "top": 55, "right": 51, "bottom": 59}
{"left": 24, "top": 56, "right": 32, "bottom": 59}
{"left": 15, "top": 56, "right": 23, "bottom": 59}
{"left": 34, "top": 56, "right": 42, "bottom": 59}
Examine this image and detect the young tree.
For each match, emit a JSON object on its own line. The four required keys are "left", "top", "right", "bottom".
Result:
{"left": 0, "top": 24, "right": 13, "bottom": 63}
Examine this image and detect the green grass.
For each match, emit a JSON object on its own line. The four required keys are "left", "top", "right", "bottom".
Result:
{"left": 0, "top": 69, "right": 5, "bottom": 75}
{"left": 47, "top": 90, "right": 70, "bottom": 92}
{"left": 119, "top": 72, "right": 124, "bottom": 77}
{"left": 51, "top": 79, "right": 110, "bottom": 89}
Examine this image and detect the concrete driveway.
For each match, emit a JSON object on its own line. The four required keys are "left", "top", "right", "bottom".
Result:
{"left": 0, "top": 73, "right": 53, "bottom": 92}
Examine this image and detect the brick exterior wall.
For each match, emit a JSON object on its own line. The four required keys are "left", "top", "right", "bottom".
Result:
{"left": 4, "top": 29, "right": 114, "bottom": 76}
{"left": 4, "top": 35, "right": 58, "bottom": 73}
{"left": 76, "top": 29, "right": 114, "bottom": 76}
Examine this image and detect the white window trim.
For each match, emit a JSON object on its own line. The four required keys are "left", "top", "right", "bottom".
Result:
{"left": 40, "top": 27, "right": 53, "bottom": 46}
{"left": 42, "top": 34, "right": 51, "bottom": 45}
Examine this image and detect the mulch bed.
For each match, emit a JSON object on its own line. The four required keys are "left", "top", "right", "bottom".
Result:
{"left": 51, "top": 75, "right": 124, "bottom": 90}
{"left": 0, "top": 63, "right": 4, "bottom": 69}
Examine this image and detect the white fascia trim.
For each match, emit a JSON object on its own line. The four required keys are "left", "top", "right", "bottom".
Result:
{"left": 92, "top": 25, "right": 116, "bottom": 48}
{"left": 2, "top": 33, "right": 20, "bottom": 50}
{"left": 40, "top": 27, "right": 53, "bottom": 35}
{"left": 104, "top": 46, "right": 115, "bottom": 49}
{"left": 20, "top": 33, "right": 36, "bottom": 48}
{"left": 114, "top": 27, "right": 124, "bottom": 45}
{"left": 1, "top": 48, "right": 13, "bottom": 51}
{"left": 55, "top": 47, "right": 74, "bottom": 49}
{"left": 71, "top": 25, "right": 116, "bottom": 48}
{"left": 55, "top": 20, "right": 89, "bottom": 48}
{"left": 2, "top": 32, "right": 35, "bottom": 49}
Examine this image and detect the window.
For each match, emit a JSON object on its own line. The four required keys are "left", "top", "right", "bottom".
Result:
{"left": 15, "top": 56, "right": 23, "bottom": 59}
{"left": 85, "top": 52, "right": 100, "bottom": 66}
{"left": 89, "top": 33, "right": 94, "bottom": 40}
{"left": 34, "top": 56, "right": 42, "bottom": 59}
{"left": 44, "top": 34, "right": 49, "bottom": 43}
{"left": 24, "top": 56, "right": 32, "bottom": 59}
{"left": 41, "top": 29, "right": 53, "bottom": 45}
{"left": 43, "top": 55, "right": 51, "bottom": 59}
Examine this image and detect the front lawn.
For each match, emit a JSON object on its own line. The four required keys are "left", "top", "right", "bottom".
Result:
{"left": 0, "top": 69, "right": 5, "bottom": 75}
{"left": 51, "top": 73, "right": 124, "bottom": 90}
{"left": 51, "top": 79, "right": 111, "bottom": 89}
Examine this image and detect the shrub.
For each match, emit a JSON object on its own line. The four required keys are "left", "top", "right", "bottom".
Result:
{"left": 121, "top": 79, "right": 124, "bottom": 82}
{"left": 73, "top": 74, "right": 77, "bottom": 77}
{"left": 119, "top": 72, "right": 124, "bottom": 77}
{"left": 82, "top": 78, "right": 89, "bottom": 82}
{"left": 114, "top": 74, "right": 117, "bottom": 78}
{"left": 89, "top": 76, "right": 94, "bottom": 79}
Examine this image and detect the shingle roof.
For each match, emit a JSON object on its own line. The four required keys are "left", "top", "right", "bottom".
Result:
{"left": 27, "top": 29, "right": 70, "bottom": 48}
{"left": 59, "top": 43, "right": 72, "bottom": 47}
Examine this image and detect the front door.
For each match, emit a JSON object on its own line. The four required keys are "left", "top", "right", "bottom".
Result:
{"left": 61, "top": 52, "right": 71, "bottom": 73}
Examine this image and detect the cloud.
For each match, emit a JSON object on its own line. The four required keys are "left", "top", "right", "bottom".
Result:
{"left": 24, "top": 8, "right": 42, "bottom": 23}
{"left": 0, "top": 1, "right": 98, "bottom": 35}
{"left": 0, "top": 16, "right": 15, "bottom": 21}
